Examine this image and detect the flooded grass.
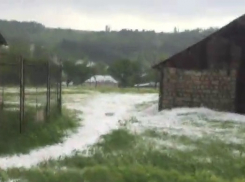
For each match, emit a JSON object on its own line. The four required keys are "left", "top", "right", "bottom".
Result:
{"left": 2, "top": 95, "right": 245, "bottom": 181}
{"left": 0, "top": 108, "right": 79, "bottom": 156}
{"left": 5, "top": 126, "right": 245, "bottom": 182}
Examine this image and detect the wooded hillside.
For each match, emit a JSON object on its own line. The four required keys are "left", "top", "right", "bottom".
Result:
{"left": 0, "top": 20, "right": 218, "bottom": 66}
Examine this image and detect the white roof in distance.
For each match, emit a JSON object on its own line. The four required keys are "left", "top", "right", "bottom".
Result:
{"left": 85, "top": 75, "right": 118, "bottom": 84}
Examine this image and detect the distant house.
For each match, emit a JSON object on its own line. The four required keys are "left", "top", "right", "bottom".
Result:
{"left": 153, "top": 14, "right": 245, "bottom": 114}
{"left": 62, "top": 81, "right": 73, "bottom": 87}
{"left": 134, "top": 82, "right": 159, "bottom": 88}
{"left": 83, "top": 75, "right": 118, "bottom": 87}
{"left": 75, "top": 60, "right": 95, "bottom": 67}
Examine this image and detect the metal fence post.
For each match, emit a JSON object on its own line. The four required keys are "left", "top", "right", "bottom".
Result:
{"left": 58, "top": 60, "right": 62, "bottom": 115}
{"left": 19, "top": 56, "right": 25, "bottom": 133}
{"left": 46, "top": 60, "right": 51, "bottom": 120}
{"left": 1, "top": 81, "right": 4, "bottom": 110}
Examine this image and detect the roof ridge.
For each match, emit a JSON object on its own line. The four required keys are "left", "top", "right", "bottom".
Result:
{"left": 152, "top": 14, "right": 245, "bottom": 69}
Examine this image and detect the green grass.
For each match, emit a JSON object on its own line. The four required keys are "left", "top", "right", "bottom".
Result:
{"left": 62, "top": 86, "right": 158, "bottom": 94}
{"left": 2, "top": 95, "right": 244, "bottom": 182}
{"left": 1, "top": 86, "right": 158, "bottom": 97}
{"left": 82, "top": 86, "right": 158, "bottom": 94}
{"left": 3, "top": 120, "right": 245, "bottom": 182}
{"left": 0, "top": 108, "right": 79, "bottom": 156}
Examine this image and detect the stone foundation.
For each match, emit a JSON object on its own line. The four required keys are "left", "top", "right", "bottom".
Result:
{"left": 161, "top": 68, "right": 237, "bottom": 112}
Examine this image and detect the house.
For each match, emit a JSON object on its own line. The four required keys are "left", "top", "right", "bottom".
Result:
{"left": 134, "top": 82, "right": 159, "bottom": 88}
{"left": 75, "top": 60, "right": 95, "bottom": 67}
{"left": 83, "top": 75, "right": 118, "bottom": 87}
{"left": 62, "top": 81, "right": 73, "bottom": 87}
{"left": 153, "top": 14, "right": 245, "bottom": 114}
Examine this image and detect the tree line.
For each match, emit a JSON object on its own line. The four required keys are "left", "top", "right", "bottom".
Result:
{"left": 63, "top": 59, "right": 157, "bottom": 87}
{"left": 0, "top": 20, "right": 218, "bottom": 65}
{"left": 0, "top": 19, "right": 219, "bottom": 86}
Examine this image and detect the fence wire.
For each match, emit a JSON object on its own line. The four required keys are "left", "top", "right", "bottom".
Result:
{"left": 0, "top": 55, "right": 62, "bottom": 133}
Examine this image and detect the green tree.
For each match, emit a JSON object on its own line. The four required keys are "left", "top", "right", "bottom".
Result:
{"left": 108, "top": 59, "right": 143, "bottom": 87}
{"left": 0, "top": 19, "right": 218, "bottom": 66}
{"left": 63, "top": 60, "right": 91, "bottom": 85}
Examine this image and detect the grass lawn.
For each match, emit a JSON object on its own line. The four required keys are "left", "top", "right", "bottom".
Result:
{"left": 2, "top": 90, "right": 243, "bottom": 182}
{"left": 1, "top": 86, "right": 157, "bottom": 104}
{"left": 2, "top": 115, "right": 245, "bottom": 182}
{"left": 0, "top": 108, "right": 79, "bottom": 156}
{"left": 73, "top": 86, "right": 158, "bottom": 94}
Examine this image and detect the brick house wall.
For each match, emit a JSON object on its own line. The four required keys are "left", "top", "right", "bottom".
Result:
{"left": 161, "top": 67, "right": 237, "bottom": 112}
{"left": 154, "top": 16, "right": 245, "bottom": 113}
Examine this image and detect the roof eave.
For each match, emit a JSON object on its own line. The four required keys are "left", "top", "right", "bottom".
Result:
{"left": 152, "top": 65, "right": 160, "bottom": 70}
{"left": 152, "top": 60, "right": 166, "bottom": 70}
{"left": 151, "top": 14, "right": 245, "bottom": 70}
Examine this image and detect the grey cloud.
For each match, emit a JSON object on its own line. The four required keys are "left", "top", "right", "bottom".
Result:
{"left": 0, "top": 0, "right": 244, "bottom": 29}
{"left": 1, "top": 0, "right": 244, "bottom": 17}
{"left": 66, "top": 0, "right": 245, "bottom": 18}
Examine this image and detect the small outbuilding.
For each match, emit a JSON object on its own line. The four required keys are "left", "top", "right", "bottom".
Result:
{"left": 83, "top": 75, "right": 118, "bottom": 87}
{"left": 153, "top": 14, "right": 245, "bottom": 114}
{"left": 134, "top": 82, "right": 159, "bottom": 88}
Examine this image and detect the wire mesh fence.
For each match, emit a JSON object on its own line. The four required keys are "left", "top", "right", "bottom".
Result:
{"left": 0, "top": 54, "right": 62, "bottom": 133}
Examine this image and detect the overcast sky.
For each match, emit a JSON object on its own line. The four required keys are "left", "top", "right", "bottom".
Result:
{"left": 1, "top": 0, "right": 244, "bottom": 32}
